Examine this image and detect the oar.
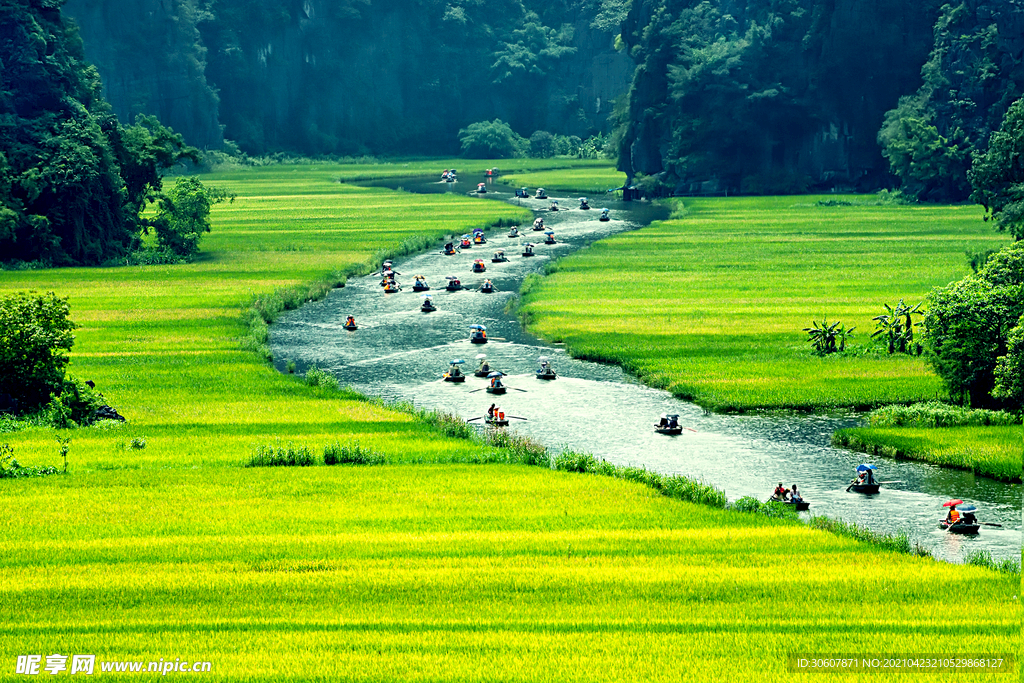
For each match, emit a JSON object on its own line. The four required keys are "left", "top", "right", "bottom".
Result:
{"left": 980, "top": 522, "right": 1003, "bottom": 528}
{"left": 877, "top": 480, "right": 903, "bottom": 484}
{"left": 508, "top": 415, "right": 528, "bottom": 421}
{"left": 685, "top": 427, "right": 698, "bottom": 432}
{"left": 509, "top": 387, "right": 528, "bottom": 393}
{"left": 468, "top": 388, "right": 486, "bottom": 393}
{"left": 466, "top": 417, "right": 483, "bottom": 422}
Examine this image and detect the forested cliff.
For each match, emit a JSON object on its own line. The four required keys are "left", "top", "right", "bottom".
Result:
{"left": 64, "top": 0, "right": 633, "bottom": 155}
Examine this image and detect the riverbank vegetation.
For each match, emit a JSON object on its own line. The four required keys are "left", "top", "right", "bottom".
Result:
{"left": 518, "top": 196, "right": 1010, "bottom": 412}
{"left": 498, "top": 164, "right": 628, "bottom": 193}
{"left": 2, "top": 465, "right": 1017, "bottom": 680}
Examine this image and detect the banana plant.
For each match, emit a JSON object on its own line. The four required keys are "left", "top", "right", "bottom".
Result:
{"left": 803, "top": 317, "right": 854, "bottom": 355}
{"left": 872, "top": 299, "right": 924, "bottom": 354}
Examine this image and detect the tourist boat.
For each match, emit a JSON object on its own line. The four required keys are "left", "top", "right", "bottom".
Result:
{"left": 549, "top": 200, "right": 559, "bottom": 211}
{"left": 421, "top": 296, "right": 436, "bottom": 312}
{"left": 532, "top": 219, "right": 545, "bottom": 231}
{"left": 472, "top": 259, "right": 486, "bottom": 273}
{"left": 460, "top": 236, "right": 472, "bottom": 249}
{"left": 491, "top": 250, "right": 508, "bottom": 263}
{"left": 469, "top": 324, "right": 488, "bottom": 344}
{"left": 848, "top": 464, "right": 879, "bottom": 494}
{"left": 939, "top": 519, "right": 980, "bottom": 535}
{"left": 442, "top": 242, "right": 458, "bottom": 255}
{"left": 485, "top": 371, "right": 506, "bottom": 394}
{"left": 522, "top": 243, "right": 535, "bottom": 257}
{"left": 515, "top": 188, "right": 529, "bottom": 199}
{"left": 473, "top": 354, "right": 491, "bottom": 377}
{"left": 443, "top": 359, "right": 466, "bottom": 382}
{"left": 383, "top": 282, "right": 401, "bottom": 293}
{"left": 579, "top": 197, "right": 590, "bottom": 210}
{"left": 508, "top": 227, "right": 520, "bottom": 238}
{"left": 342, "top": 321, "right": 357, "bottom": 331}
{"left": 543, "top": 230, "right": 556, "bottom": 244}
{"left": 445, "top": 276, "right": 463, "bottom": 291}
{"left": 654, "top": 414, "right": 682, "bottom": 435}
{"left": 536, "top": 356, "right": 556, "bottom": 380}
{"left": 535, "top": 188, "right": 547, "bottom": 199}
{"left": 784, "top": 500, "right": 811, "bottom": 511}
{"left": 485, "top": 415, "right": 510, "bottom": 427}
{"left": 412, "top": 276, "right": 430, "bottom": 291}
{"left": 476, "top": 183, "right": 487, "bottom": 193}
{"left": 480, "top": 280, "right": 495, "bottom": 293}
{"left": 599, "top": 208, "right": 610, "bottom": 221}
{"left": 473, "top": 229, "right": 486, "bottom": 245}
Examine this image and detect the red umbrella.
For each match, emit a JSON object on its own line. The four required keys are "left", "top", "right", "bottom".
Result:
{"left": 943, "top": 499, "right": 964, "bottom": 507}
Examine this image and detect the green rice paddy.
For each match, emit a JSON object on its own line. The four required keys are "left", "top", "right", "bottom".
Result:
{"left": 0, "top": 169, "right": 1018, "bottom": 680}
{"left": 498, "top": 164, "right": 627, "bottom": 193}
{"left": 518, "top": 196, "right": 1010, "bottom": 413}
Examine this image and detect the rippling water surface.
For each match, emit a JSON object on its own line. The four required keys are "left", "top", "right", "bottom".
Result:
{"left": 270, "top": 175, "right": 1022, "bottom": 564}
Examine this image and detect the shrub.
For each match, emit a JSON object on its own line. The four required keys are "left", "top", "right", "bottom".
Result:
{"left": 246, "top": 443, "right": 315, "bottom": 467}
{"left": 0, "top": 443, "right": 59, "bottom": 479}
{"left": 323, "top": 442, "right": 386, "bottom": 465}
{"left": 458, "top": 120, "right": 527, "bottom": 159}
{"left": 964, "top": 549, "right": 1021, "bottom": 575}
{"left": 485, "top": 430, "right": 550, "bottom": 467}
{"left": 149, "top": 176, "right": 233, "bottom": 258}
{"left": 554, "top": 450, "right": 598, "bottom": 473}
{"left": 0, "top": 291, "right": 76, "bottom": 412}
{"left": 42, "top": 377, "right": 105, "bottom": 428}
{"left": 529, "top": 130, "right": 555, "bottom": 158}
{"left": 304, "top": 366, "right": 340, "bottom": 391}
{"left": 867, "top": 402, "right": 1021, "bottom": 428}
{"left": 803, "top": 317, "right": 854, "bottom": 355}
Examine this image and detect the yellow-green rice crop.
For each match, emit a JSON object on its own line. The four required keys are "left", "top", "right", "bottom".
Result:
{"left": 0, "top": 465, "right": 1016, "bottom": 682}
{"left": 518, "top": 196, "right": 1011, "bottom": 413}
{"left": 498, "top": 163, "right": 627, "bottom": 193}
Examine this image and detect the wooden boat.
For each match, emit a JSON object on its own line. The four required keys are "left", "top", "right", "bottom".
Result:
{"left": 939, "top": 520, "right": 980, "bottom": 535}
{"left": 476, "top": 183, "right": 487, "bottom": 193}
{"left": 491, "top": 251, "right": 508, "bottom": 263}
{"left": 383, "top": 284, "right": 401, "bottom": 293}
{"left": 446, "top": 280, "right": 463, "bottom": 291}
{"left": 785, "top": 500, "right": 810, "bottom": 511}
{"left": 849, "top": 483, "right": 880, "bottom": 494}
{"left": 508, "top": 228, "right": 520, "bottom": 238}
{"left": 522, "top": 245, "right": 535, "bottom": 257}
{"left": 486, "top": 385, "right": 507, "bottom": 395}
{"left": 474, "top": 367, "right": 491, "bottom": 378}
{"left": 536, "top": 368, "right": 557, "bottom": 380}
{"left": 460, "top": 239, "right": 472, "bottom": 249}
{"left": 469, "top": 325, "right": 487, "bottom": 343}
{"left": 654, "top": 426, "right": 683, "bottom": 435}
{"left": 472, "top": 260, "right": 486, "bottom": 272}
{"left": 485, "top": 416, "right": 509, "bottom": 427}
{"left": 470, "top": 333, "right": 487, "bottom": 344}
{"left": 442, "top": 373, "right": 466, "bottom": 383}
{"left": 473, "top": 235, "right": 486, "bottom": 245}
{"left": 532, "top": 224, "right": 545, "bottom": 231}
{"left": 480, "top": 282, "right": 495, "bottom": 293}
{"left": 342, "top": 323, "right": 357, "bottom": 331}
{"left": 544, "top": 236, "right": 556, "bottom": 244}
{"left": 535, "top": 188, "right": 548, "bottom": 199}
{"left": 421, "top": 302, "right": 436, "bottom": 312}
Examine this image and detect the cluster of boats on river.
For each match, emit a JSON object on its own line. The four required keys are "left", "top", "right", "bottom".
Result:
{"left": 339, "top": 172, "right": 1005, "bottom": 544}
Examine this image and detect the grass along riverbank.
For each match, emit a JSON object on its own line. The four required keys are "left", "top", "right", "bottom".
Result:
{"left": 497, "top": 163, "right": 627, "bottom": 193}
{"left": 0, "top": 168, "right": 1018, "bottom": 680}
{"left": 517, "top": 195, "right": 1010, "bottom": 413}
{"left": 1, "top": 465, "right": 1017, "bottom": 681}
{"left": 832, "top": 426, "right": 1022, "bottom": 482}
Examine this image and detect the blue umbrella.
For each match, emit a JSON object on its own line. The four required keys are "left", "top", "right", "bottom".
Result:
{"left": 958, "top": 504, "right": 977, "bottom": 512}
{"left": 470, "top": 324, "right": 486, "bottom": 330}
{"left": 856, "top": 464, "right": 877, "bottom": 472}
{"left": 450, "top": 359, "right": 465, "bottom": 365}
{"left": 487, "top": 371, "right": 504, "bottom": 378}
{"left": 544, "top": 229, "right": 554, "bottom": 235}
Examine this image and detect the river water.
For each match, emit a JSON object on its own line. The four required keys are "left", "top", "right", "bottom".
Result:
{"left": 270, "top": 174, "right": 1022, "bottom": 565}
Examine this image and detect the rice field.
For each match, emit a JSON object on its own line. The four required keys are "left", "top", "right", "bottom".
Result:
{"left": 0, "top": 170, "right": 1019, "bottom": 680}
{"left": 498, "top": 163, "right": 627, "bottom": 193}
{"left": 0, "top": 465, "right": 1016, "bottom": 681}
{"left": 833, "top": 426, "right": 1023, "bottom": 482}
{"left": 517, "top": 196, "right": 1011, "bottom": 413}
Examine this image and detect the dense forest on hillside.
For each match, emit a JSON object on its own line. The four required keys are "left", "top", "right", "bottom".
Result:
{"left": 64, "top": 0, "right": 633, "bottom": 155}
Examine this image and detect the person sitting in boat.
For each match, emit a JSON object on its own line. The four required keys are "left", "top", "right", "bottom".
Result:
{"left": 449, "top": 365, "right": 462, "bottom": 378}
{"left": 490, "top": 375, "right": 502, "bottom": 388}
{"left": 961, "top": 508, "right": 977, "bottom": 525}
{"left": 790, "top": 484, "right": 803, "bottom": 503}
{"left": 533, "top": 217, "right": 544, "bottom": 230}
{"left": 444, "top": 242, "right": 457, "bottom": 255}
{"left": 478, "top": 358, "right": 490, "bottom": 374}
{"left": 666, "top": 415, "right": 678, "bottom": 429}
{"left": 345, "top": 316, "right": 356, "bottom": 327}
{"left": 657, "top": 415, "right": 669, "bottom": 428}
{"left": 945, "top": 504, "right": 960, "bottom": 526}
{"left": 772, "top": 482, "right": 788, "bottom": 501}
{"left": 487, "top": 403, "right": 496, "bottom": 419}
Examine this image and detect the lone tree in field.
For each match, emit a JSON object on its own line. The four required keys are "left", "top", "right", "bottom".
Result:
{"left": 0, "top": 292, "right": 75, "bottom": 412}
{"left": 969, "top": 97, "right": 1024, "bottom": 240}
{"left": 148, "top": 176, "right": 232, "bottom": 258}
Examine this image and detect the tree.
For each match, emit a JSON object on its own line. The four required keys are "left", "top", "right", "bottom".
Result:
{"left": 924, "top": 242, "right": 1024, "bottom": 407}
{"left": 0, "top": 292, "right": 76, "bottom": 412}
{"left": 458, "top": 120, "right": 526, "bottom": 159}
{"left": 529, "top": 131, "right": 555, "bottom": 158}
{"left": 969, "top": 97, "right": 1024, "bottom": 240}
{"left": 149, "top": 176, "right": 232, "bottom": 258}
{"left": 992, "top": 315, "right": 1023, "bottom": 410}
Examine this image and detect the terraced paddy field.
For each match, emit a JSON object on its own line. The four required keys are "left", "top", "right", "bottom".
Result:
{"left": 0, "top": 169, "right": 1018, "bottom": 680}
{"left": 1, "top": 466, "right": 1017, "bottom": 681}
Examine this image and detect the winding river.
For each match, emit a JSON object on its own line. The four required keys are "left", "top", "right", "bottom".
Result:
{"left": 270, "top": 174, "right": 1022, "bottom": 564}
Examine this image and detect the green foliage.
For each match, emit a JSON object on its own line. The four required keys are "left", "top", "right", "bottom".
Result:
{"left": 809, "top": 516, "right": 914, "bottom": 556}
{"left": 871, "top": 299, "right": 923, "bottom": 355}
{"left": 323, "top": 442, "right": 386, "bottom": 466}
{"left": 43, "top": 377, "right": 105, "bottom": 428}
{"left": 731, "top": 496, "right": 798, "bottom": 520}
{"left": 150, "top": 176, "right": 233, "bottom": 258}
{"left": 924, "top": 242, "right": 1024, "bottom": 408}
{"left": 867, "top": 402, "right": 1020, "bottom": 429}
{"left": 964, "top": 550, "right": 1021, "bottom": 576}
{"left": 458, "top": 120, "right": 527, "bottom": 159}
{"left": 529, "top": 131, "right": 555, "bottom": 158}
{"left": 0, "top": 291, "right": 75, "bottom": 412}
{"left": 0, "top": 442, "right": 59, "bottom": 479}
{"left": 247, "top": 443, "right": 316, "bottom": 467}
{"left": 970, "top": 97, "right": 1024, "bottom": 240}
{"left": 803, "top": 317, "right": 854, "bottom": 355}
{"left": 304, "top": 367, "right": 340, "bottom": 391}
{"left": 992, "top": 315, "right": 1024, "bottom": 407}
